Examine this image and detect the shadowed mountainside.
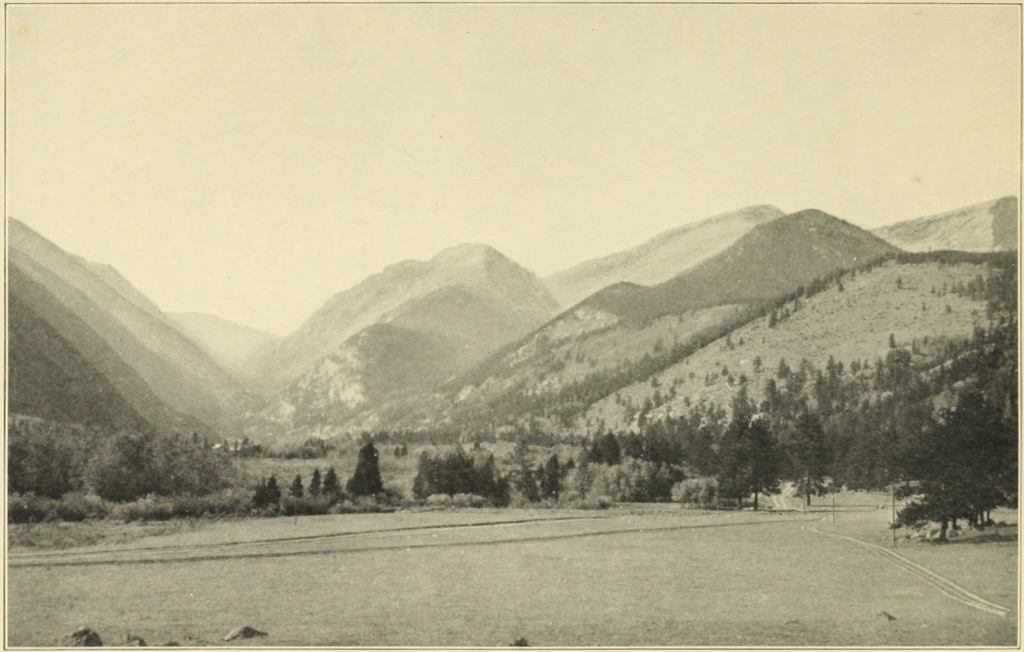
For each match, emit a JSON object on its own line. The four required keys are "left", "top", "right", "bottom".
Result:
{"left": 581, "top": 209, "right": 898, "bottom": 323}
{"left": 8, "top": 218, "right": 250, "bottom": 435}
{"left": 543, "top": 205, "right": 785, "bottom": 308}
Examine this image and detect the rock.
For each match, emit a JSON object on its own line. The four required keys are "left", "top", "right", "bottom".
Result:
{"left": 223, "top": 626, "right": 268, "bottom": 642}
{"left": 879, "top": 611, "right": 897, "bottom": 621}
{"left": 509, "top": 637, "right": 529, "bottom": 646}
{"left": 66, "top": 628, "right": 103, "bottom": 646}
{"left": 124, "top": 635, "right": 146, "bottom": 646}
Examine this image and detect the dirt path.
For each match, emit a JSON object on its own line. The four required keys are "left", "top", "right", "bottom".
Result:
{"left": 803, "top": 518, "right": 1011, "bottom": 617}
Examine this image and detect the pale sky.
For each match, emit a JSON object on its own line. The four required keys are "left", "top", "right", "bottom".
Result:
{"left": 6, "top": 4, "right": 1021, "bottom": 335}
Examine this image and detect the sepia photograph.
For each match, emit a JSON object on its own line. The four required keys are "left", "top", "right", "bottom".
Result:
{"left": 4, "top": 2, "right": 1020, "bottom": 647}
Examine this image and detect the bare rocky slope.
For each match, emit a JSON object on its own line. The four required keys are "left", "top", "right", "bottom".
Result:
{"left": 873, "top": 196, "right": 1018, "bottom": 253}
{"left": 543, "top": 205, "right": 785, "bottom": 307}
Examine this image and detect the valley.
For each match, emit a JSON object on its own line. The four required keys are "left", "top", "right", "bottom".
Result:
{"left": 6, "top": 196, "right": 1018, "bottom": 647}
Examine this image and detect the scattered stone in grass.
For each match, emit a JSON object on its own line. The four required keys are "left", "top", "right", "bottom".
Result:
{"left": 879, "top": 611, "right": 897, "bottom": 621}
{"left": 123, "top": 634, "right": 146, "bottom": 646}
{"left": 223, "top": 626, "right": 267, "bottom": 641}
{"left": 65, "top": 627, "right": 103, "bottom": 646}
{"left": 510, "top": 637, "right": 529, "bottom": 646}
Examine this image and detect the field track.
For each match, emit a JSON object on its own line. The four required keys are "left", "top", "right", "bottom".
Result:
{"left": 804, "top": 519, "right": 1012, "bottom": 617}
{"left": 8, "top": 506, "right": 1015, "bottom": 646}
{"left": 9, "top": 512, "right": 816, "bottom": 567}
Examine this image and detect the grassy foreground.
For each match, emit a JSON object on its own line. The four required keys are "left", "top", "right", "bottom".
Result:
{"left": 7, "top": 500, "right": 1017, "bottom": 647}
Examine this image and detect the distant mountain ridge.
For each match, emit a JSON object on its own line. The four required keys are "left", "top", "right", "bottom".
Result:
{"left": 543, "top": 205, "right": 785, "bottom": 307}
{"left": 243, "top": 243, "right": 560, "bottom": 393}
{"left": 873, "top": 196, "right": 1018, "bottom": 252}
{"left": 167, "top": 312, "right": 282, "bottom": 381}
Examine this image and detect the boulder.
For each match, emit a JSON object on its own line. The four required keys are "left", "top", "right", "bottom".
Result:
{"left": 65, "top": 628, "right": 103, "bottom": 646}
{"left": 223, "top": 626, "right": 267, "bottom": 642}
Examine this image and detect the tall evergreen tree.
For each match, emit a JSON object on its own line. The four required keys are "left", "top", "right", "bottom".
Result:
{"left": 787, "top": 410, "right": 830, "bottom": 506}
{"left": 309, "top": 468, "right": 322, "bottom": 496}
{"left": 347, "top": 443, "right": 383, "bottom": 496}
{"left": 290, "top": 474, "right": 304, "bottom": 498}
{"left": 322, "top": 467, "right": 340, "bottom": 499}
{"left": 541, "top": 453, "right": 562, "bottom": 500}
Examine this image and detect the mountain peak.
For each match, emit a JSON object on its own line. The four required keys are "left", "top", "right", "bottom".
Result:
{"left": 543, "top": 204, "right": 786, "bottom": 307}
{"left": 429, "top": 243, "right": 507, "bottom": 268}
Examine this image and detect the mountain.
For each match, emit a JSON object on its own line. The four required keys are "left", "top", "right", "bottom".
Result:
{"left": 243, "top": 243, "right": 560, "bottom": 393}
{"left": 167, "top": 312, "right": 282, "bottom": 380}
{"left": 368, "top": 209, "right": 901, "bottom": 434}
{"left": 8, "top": 265, "right": 194, "bottom": 433}
{"left": 245, "top": 247, "right": 563, "bottom": 440}
{"left": 586, "top": 251, "right": 1012, "bottom": 431}
{"left": 582, "top": 209, "right": 899, "bottom": 323}
{"left": 873, "top": 196, "right": 1018, "bottom": 252}
{"left": 543, "top": 205, "right": 785, "bottom": 307}
{"left": 8, "top": 218, "right": 249, "bottom": 434}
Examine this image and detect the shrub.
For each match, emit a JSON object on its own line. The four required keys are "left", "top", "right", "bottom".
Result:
{"left": 55, "top": 492, "right": 111, "bottom": 522}
{"left": 111, "top": 495, "right": 176, "bottom": 522}
{"left": 8, "top": 493, "right": 57, "bottom": 523}
{"left": 280, "top": 495, "right": 332, "bottom": 516}
{"left": 451, "top": 493, "right": 488, "bottom": 508}
{"left": 583, "top": 459, "right": 682, "bottom": 503}
{"left": 672, "top": 477, "right": 719, "bottom": 508}
{"left": 169, "top": 489, "right": 251, "bottom": 518}
{"left": 425, "top": 494, "right": 453, "bottom": 508}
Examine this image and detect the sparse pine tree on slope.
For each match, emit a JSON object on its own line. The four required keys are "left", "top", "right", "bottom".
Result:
{"left": 290, "top": 474, "right": 304, "bottom": 498}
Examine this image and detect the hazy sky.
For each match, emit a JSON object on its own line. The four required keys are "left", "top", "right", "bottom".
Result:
{"left": 7, "top": 4, "right": 1020, "bottom": 335}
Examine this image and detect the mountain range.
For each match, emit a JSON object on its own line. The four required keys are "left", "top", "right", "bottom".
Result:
{"left": 7, "top": 196, "right": 1017, "bottom": 444}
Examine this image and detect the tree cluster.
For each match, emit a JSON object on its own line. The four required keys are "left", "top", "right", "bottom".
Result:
{"left": 9, "top": 422, "right": 230, "bottom": 503}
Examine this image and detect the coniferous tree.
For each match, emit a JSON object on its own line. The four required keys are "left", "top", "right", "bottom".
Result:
{"left": 266, "top": 475, "right": 281, "bottom": 504}
{"left": 541, "top": 454, "right": 562, "bottom": 500}
{"left": 787, "top": 410, "right": 830, "bottom": 506}
{"left": 322, "top": 467, "right": 340, "bottom": 499}
{"left": 309, "top": 468, "right": 322, "bottom": 496}
{"left": 290, "top": 474, "right": 304, "bottom": 498}
{"left": 347, "top": 443, "right": 383, "bottom": 496}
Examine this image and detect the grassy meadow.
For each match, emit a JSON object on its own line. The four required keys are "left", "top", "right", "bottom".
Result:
{"left": 7, "top": 494, "right": 1016, "bottom": 647}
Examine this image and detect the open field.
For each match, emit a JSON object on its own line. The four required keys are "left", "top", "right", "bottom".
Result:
{"left": 7, "top": 498, "right": 1017, "bottom": 647}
